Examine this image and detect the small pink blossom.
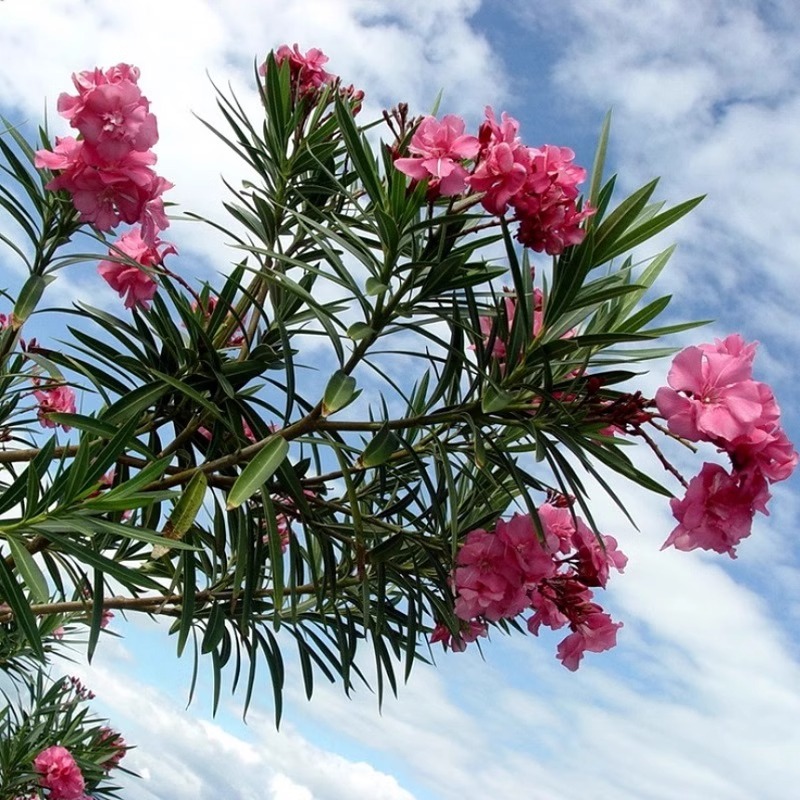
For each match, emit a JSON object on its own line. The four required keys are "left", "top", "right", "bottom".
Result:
{"left": 730, "top": 424, "right": 798, "bottom": 483}
{"left": 656, "top": 344, "right": 774, "bottom": 444}
{"left": 97, "top": 227, "right": 176, "bottom": 309}
{"left": 570, "top": 525, "right": 628, "bottom": 589}
{"left": 453, "top": 527, "right": 529, "bottom": 621}
{"left": 57, "top": 63, "right": 155, "bottom": 163}
{"left": 510, "top": 145, "right": 594, "bottom": 254}
{"left": 468, "top": 107, "right": 530, "bottom": 215}
{"left": 37, "top": 142, "right": 172, "bottom": 235}
{"left": 34, "top": 384, "right": 76, "bottom": 430}
{"left": 664, "top": 462, "right": 769, "bottom": 558}
{"left": 33, "top": 745, "right": 86, "bottom": 800}
{"left": 495, "top": 512, "right": 559, "bottom": 585}
{"left": 395, "top": 115, "right": 480, "bottom": 196}
{"left": 478, "top": 286, "right": 546, "bottom": 362}
{"left": 556, "top": 608, "right": 622, "bottom": 671}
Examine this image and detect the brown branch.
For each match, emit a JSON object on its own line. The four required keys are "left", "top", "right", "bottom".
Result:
{"left": 0, "top": 582, "right": 330, "bottom": 624}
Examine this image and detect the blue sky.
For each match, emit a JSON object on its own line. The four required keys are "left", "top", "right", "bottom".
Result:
{"left": 2, "top": 1, "right": 800, "bottom": 798}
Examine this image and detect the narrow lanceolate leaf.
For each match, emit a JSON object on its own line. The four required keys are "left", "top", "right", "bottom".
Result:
{"left": 0, "top": 552, "right": 44, "bottom": 659}
{"left": 322, "top": 370, "right": 360, "bottom": 417}
{"left": 101, "top": 382, "right": 170, "bottom": 425}
{"left": 347, "top": 322, "right": 374, "bottom": 341}
{"left": 13, "top": 274, "right": 50, "bottom": 323}
{"left": 588, "top": 110, "right": 612, "bottom": 212}
{"left": 481, "top": 385, "right": 513, "bottom": 414}
{"left": 365, "top": 277, "right": 389, "bottom": 296}
{"left": 6, "top": 535, "right": 49, "bottom": 604}
{"left": 152, "top": 472, "right": 208, "bottom": 559}
{"left": 357, "top": 425, "right": 400, "bottom": 469}
{"left": 227, "top": 436, "right": 289, "bottom": 509}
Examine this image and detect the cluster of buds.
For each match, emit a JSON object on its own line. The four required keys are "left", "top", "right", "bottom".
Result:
{"left": 259, "top": 43, "right": 364, "bottom": 112}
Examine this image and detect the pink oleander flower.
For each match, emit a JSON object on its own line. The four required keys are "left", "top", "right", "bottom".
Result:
{"left": 34, "top": 384, "right": 76, "bottom": 430}
{"left": 61, "top": 71, "right": 157, "bottom": 162}
{"left": 729, "top": 424, "right": 798, "bottom": 483}
{"left": 698, "top": 333, "right": 758, "bottom": 365}
{"left": 98, "top": 226, "right": 177, "bottom": 309}
{"left": 664, "top": 462, "right": 770, "bottom": 558}
{"left": 33, "top": 745, "right": 86, "bottom": 800}
{"left": 515, "top": 196, "right": 593, "bottom": 255}
{"left": 395, "top": 115, "right": 480, "bottom": 196}
{"left": 453, "top": 526, "right": 530, "bottom": 621}
{"left": 36, "top": 141, "right": 172, "bottom": 235}
{"left": 260, "top": 44, "right": 335, "bottom": 95}
{"left": 495, "top": 512, "right": 559, "bottom": 585}
{"left": 656, "top": 342, "right": 776, "bottom": 445}
{"left": 510, "top": 145, "right": 594, "bottom": 255}
{"left": 556, "top": 608, "right": 622, "bottom": 671}
{"left": 58, "top": 63, "right": 143, "bottom": 120}
{"left": 468, "top": 107, "right": 530, "bottom": 215}
{"left": 35, "top": 64, "right": 171, "bottom": 240}
{"left": 569, "top": 524, "right": 628, "bottom": 589}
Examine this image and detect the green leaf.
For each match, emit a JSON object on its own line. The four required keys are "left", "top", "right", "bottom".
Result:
{"left": 0, "top": 552, "right": 44, "bottom": 660}
{"left": 481, "top": 385, "right": 513, "bottom": 414}
{"left": 0, "top": 438, "right": 55, "bottom": 517}
{"left": 13, "top": 274, "right": 50, "bottom": 322}
{"left": 357, "top": 425, "right": 400, "bottom": 469}
{"left": 322, "top": 371, "right": 360, "bottom": 417}
{"left": 347, "top": 322, "right": 374, "bottom": 341}
{"left": 152, "top": 472, "right": 208, "bottom": 559}
{"left": 588, "top": 111, "right": 611, "bottom": 212}
{"left": 599, "top": 196, "right": 704, "bottom": 263}
{"left": 201, "top": 603, "right": 227, "bottom": 654}
{"left": 365, "top": 277, "right": 389, "bottom": 296}
{"left": 227, "top": 436, "right": 289, "bottom": 509}
{"left": 6, "top": 535, "right": 48, "bottom": 604}
{"left": 335, "top": 95, "right": 384, "bottom": 204}
{"left": 592, "top": 179, "right": 658, "bottom": 261}
{"left": 101, "top": 382, "right": 169, "bottom": 425}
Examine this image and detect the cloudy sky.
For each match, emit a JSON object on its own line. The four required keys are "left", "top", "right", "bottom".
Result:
{"left": 2, "top": 1, "right": 800, "bottom": 798}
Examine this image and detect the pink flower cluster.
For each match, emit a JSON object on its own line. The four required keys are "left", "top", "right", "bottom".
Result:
{"left": 34, "top": 64, "right": 171, "bottom": 241}
{"left": 395, "top": 107, "right": 593, "bottom": 255}
{"left": 471, "top": 109, "right": 595, "bottom": 254}
{"left": 34, "top": 64, "right": 177, "bottom": 311}
{"left": 442, "top": 504, "right": 626, "bottom": 669}
{"left": 33, "top": 745, "right": 87, "bottom": 800}
{"left": 33, "top": 383, "right": 76, "bottom": 431}
{"left": 656, "top": 335, "right": 797, "bottom": 557}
